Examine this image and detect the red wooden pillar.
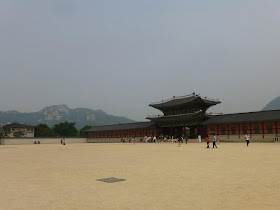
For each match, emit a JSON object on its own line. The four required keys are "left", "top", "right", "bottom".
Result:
{"left": 249, "top": 122, "right": 252, "bottom": 137}
{"left": 238, "top": 123, "right": 240, "bottom": 139}
{"left": 227, "top": 124, "right": 229, "bottom": 139}
{"left": 262, "top": 122, "right": 265, "bottom": 138}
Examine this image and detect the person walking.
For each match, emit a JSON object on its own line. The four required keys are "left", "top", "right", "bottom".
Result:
{"left": 245, "top": 133, "right": 250, "bottom": 146}
{"left": 144, "top": 136, "right": 148, "bottom": 143}
{"left": 206, "top": 135, "right": 210, "bottom": 148}
{"left": 212, "top": 134, "right": 217, "bottom": 148}
{"left": 178, "top": 136, "right": 182, "bottom": 147}
{"left": 216, "top": 134, "right": 220, "bottom": 145}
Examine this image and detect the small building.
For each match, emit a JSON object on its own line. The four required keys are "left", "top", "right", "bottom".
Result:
{"left": 3, "top": 123, "right": 35, "bottom": 137}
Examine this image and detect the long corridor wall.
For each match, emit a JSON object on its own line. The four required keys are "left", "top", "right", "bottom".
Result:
{"left": 0, "top": 137, "right": 87, "bottom": 145}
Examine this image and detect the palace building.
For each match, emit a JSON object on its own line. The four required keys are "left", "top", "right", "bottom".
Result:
{"left": 87, "top": 93, "right": 280, "bottom": 142}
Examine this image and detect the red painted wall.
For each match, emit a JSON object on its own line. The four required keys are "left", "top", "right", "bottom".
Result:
{"left": 88, "top": 128, "right": 158, "bottom": 139}
{"left": 206, "top": 121, "right": 280, "bottom": 136}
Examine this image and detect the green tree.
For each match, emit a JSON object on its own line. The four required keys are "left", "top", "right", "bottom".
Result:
{"left": 79, "top": 125, "right": 92, "bottom": 137}
{"left": 3, "top": 127, "right": 10, "bottom": 137}
{"left": 13, "top": 131, "right": 24, "bottom": 137}
{"left": 35, "top": 124, "right": 57, "bottom": 137}
{"left": 53, "top": 121, "right": 78, "bottom": 137}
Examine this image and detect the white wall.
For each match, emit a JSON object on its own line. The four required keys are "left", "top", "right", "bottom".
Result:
{"left": 0, "top": 137, "right": 87, "bottom": 145}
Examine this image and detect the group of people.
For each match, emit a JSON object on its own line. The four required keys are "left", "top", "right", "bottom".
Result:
{"left": 176, "top": 136, "right": 188, "bottom": 147}
{"left": 205, "top": 134, "right": 219, "bottom": 148}
{"left": 60, "top": 138, "right": 66, "bottom": 145}
{"left": 144, "top": 136, "right": 157, "bottom": 143}
{"left": 119, "top": 133, "right": 251, "bottom": 147}
{"left": 205, "top": 133, "right": 250, "bottom": 148}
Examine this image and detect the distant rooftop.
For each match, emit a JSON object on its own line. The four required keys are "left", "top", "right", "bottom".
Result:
{"left": 3, "top": 122, "right": 35, "bottom": 129}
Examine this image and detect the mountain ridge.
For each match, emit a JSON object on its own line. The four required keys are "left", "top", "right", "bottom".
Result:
{"left": 0, "top": 105, "right": 136, "bottom": 129}
{"left": 262, "top": 96, "right": 280, "bottom": 111}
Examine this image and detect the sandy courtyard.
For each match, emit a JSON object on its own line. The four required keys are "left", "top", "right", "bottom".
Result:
{"left": 1, "top": 143, "right": 280, "bottom": 209}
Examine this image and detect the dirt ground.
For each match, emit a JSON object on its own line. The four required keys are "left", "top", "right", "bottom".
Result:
{"left": 1, "top": 142, "right": 280, "bottom": 209}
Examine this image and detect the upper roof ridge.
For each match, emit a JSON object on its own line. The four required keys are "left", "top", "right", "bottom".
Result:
{"left": 149, "top": 93, "right": 220, "bottom": 105}
{"left": 150, "top": 93, "right": 196, "bottom": 105}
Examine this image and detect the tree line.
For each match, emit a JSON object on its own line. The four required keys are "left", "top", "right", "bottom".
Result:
{"left": 35, "top": 122, "right": 91, "bottom": 137}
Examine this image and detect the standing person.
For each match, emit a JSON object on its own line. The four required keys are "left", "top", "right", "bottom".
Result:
{"left": 185, "top": 136, "right": 188, "bottom": 144}
{"left": 144, "top": 136, "right": 148, "bottom": 143}
{"left": 178, "top": 136, "right": 182, "bottom": 147}
{"left": 153, "top": 136, "right": 156, "bottom": 143}
{"left": 206, "top": 135, "right": 210, "bottom": 148}
{"left": 212, "top": 134, "right": 217, "bottom": 148}
{"left": 216, "top": 134, "right": 220, "bottom": 145}
{"left": 60, "top": 139, "right": 63, "bottom": 144}
{"left": 198, "top": 135, "right": 202, "bottom": 143}
{"left": 245, "top": 133, "right": 250, "bottom": 146}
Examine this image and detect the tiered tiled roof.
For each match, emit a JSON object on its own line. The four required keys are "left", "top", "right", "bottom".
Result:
{"left": 149, "top": 93, "right": 220, "bottom": 110}
{"left": 146, "top": 110, "right": 203, "bottom": 122}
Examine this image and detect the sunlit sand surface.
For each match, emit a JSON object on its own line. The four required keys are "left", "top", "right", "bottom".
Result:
{"left": 1, "top": 143, "right": 280, "bottom": 209}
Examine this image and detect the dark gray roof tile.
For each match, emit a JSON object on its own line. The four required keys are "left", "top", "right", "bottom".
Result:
{"left": 147, "top": 111, "right": 203, "bottom": 122}
{"left": 201, "top": 110, "right": 280, "bottom": 125}
{"left": 87, "top": 122, "right": 157, "bottom": 132}
{"left": 3, "top": 123, "right": 35, "bottom": 129}
{"left": 149, "top": 94, "right": 220, "bottom": 109}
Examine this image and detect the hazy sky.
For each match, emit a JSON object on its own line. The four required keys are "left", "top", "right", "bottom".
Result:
{"left": 1, "top": 0, "right": 280, "bottom": 121}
